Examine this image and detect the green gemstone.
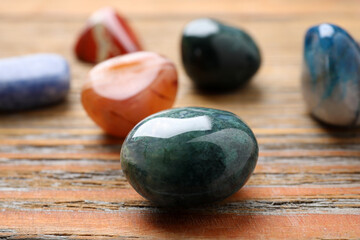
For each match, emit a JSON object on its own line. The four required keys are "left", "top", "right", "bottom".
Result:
{"left": 181, "top": 18, "right": 261, "bottom": 91}
{"left": 120, "top": 107, "right": 258, "bottom": 207}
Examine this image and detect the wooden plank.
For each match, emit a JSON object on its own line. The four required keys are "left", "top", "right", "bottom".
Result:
{"left": 0, "top": 161, "right": 359, "bottom": 174}
{"left": 0, "top": 211, "right": 359, "bottom": 239}
{"left": 0, "top": 161, "right": 358, "bottom": 190}
{"left": 1, "top": 136, "right": 360, "bottom": 146}
{"left": 1, "top": 127, "right": 360, "bottom": 136}
{"left": 261, "top": 150, "right": 360, "bottom": 158}
{"left": 0, "top": 153, "right": 120, "bottom": 160}
{"left": 0, "top": 0, "right": 360, "bottom": 238}
{"left": 2, "top": 150, "right": 360, "bottom": 160}
{"left": 0, "top": 186, "right": 359, "bottom": 202}
{"left": 0, "top": 0, "right": 359, "bottom": 17}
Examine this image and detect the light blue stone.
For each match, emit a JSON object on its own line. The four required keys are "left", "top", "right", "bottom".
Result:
{"left": 0, "top": 54, "right": 70, "bottom": 111}
{"left": 302, "top": 23, "right": 360, "bottom": 126}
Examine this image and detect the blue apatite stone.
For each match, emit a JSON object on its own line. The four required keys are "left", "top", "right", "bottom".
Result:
{"left": 302, "top": 23, "right": 360, "bottom": 126}
{"left": 121, "top": 107, "right": 258, "bottom": 207}
{"left": 0, "top": 54, "right": 70, "bottom": 111}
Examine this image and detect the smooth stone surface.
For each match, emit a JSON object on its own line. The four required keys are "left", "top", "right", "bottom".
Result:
{"left": 0, "top": 54, "right": 70, "bottom": 111}
{"left": 121, "top": 107, "right": 258, "bottom": 207}
{"left": 302, "top": 23, "right": 360, "bottom": 126}
{"left": 181, "top": 18, "right": 261, "bottom": 91}
{"left": 75, "top": 7, "right": 142, "bottom": 63}
{"left": 81, "top": 51, "right": 178, "bottom": 137}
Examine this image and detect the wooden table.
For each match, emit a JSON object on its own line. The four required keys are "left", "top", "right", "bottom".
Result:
{"left": 0, "top": 0, "right": 359, "bottom": 239}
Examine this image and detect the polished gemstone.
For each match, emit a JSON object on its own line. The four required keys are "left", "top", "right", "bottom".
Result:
{"left": 81, "top": 51, "right": 178, "bottom": 137}
{"left": 121, "top": 107, "right": 258, "bottom": 206}
{"left": 75, "top": 7, "right": 142, "bottom": 63}
{"left": 0, "top": 54, "right": 70, "bottom": 111}
{"left": 302, "top": 23, "right": 360, "bottom": 126}
{"left": 181, "top": 18, "right": 261, "bottom": 91}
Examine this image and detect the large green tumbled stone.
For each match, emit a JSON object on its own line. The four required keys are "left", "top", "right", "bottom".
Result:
{"left": 120, "top": 107, "right": 258, "bottom": 207}
{"left": 181, "top": 18, "right": 261, "bottom": 91}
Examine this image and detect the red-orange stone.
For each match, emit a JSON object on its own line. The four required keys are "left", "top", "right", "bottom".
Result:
{"left": 75, "top": 7, "right": 142, "bottom": 63}
{"left": 81, "top": 51, "right": 178, "bottom": 137}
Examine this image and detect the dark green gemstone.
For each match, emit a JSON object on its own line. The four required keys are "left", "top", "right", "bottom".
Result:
{"left": 120, "top": 107, "right": 258, "bottom": 207}
{"left": 181, "top": 18, "right": 261, "bottom": 91}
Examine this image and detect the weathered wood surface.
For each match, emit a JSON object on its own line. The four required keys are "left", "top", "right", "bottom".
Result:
{"left": 0, "top": 0, "right": 359, "bottom": 239}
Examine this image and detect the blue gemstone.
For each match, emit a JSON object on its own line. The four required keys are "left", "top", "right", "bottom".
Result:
{"left": 302, "top": 23, "right": 360, "bottom": 126}
{"left": 0, "top": 54, "right": 70, "bottom": 111}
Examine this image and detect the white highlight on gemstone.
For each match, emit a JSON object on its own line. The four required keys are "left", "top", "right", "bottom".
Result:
{"left": 132, "top": 116, "right": 212, "bottom": 139}
{"left": 90, "top": 7, "right": 137, "bottom": 62}
{"left": 93, "top": 24, "right": 120, "bottom": 62}
{"left": 90, "top": 9, "right": 118, "bottom": 62}
{"left": 319, "top": 23, "right": 335, "bottom": 38}
{"left": 107, "top": 13, "right": 138, "bottom": 52}
{"left": 184, "top": 19, "right": 219, "bottom": 37}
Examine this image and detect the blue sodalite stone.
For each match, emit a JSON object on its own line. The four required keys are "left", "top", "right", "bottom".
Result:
{"left": 0, "top": 54, "right": 70, "bottom": 111}
{"left": 302, "top": 23, "right": 360, "bottom": 126}
{"left": 121, "top": 107, "right": 258, "bottom": 206}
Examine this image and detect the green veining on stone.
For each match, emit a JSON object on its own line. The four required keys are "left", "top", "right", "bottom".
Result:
{"left": 120, "top": 107, "right": 258, "bottom": 206}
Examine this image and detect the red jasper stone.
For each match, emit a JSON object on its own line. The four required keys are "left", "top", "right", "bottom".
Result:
{"left": 75, "top": 7, "right": 142, "bottom": 63}
{"left": 81, "top": 51, "right": 178, "bottom": 137}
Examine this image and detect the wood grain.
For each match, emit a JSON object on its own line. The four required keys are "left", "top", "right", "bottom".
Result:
{"left": 0, "top": 0, "right": 360, "bottom": 239}
{"left": 1, "top": 211, "right": 360, "bottom": 239}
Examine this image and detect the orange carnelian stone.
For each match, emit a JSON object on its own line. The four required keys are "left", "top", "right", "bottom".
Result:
{"left": 81, "top": 52, "right": 178, "bottom": 137}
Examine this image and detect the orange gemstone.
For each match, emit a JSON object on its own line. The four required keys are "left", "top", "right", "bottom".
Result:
{"left": 81, "top": 51, "right": 178, "bottom": 137}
